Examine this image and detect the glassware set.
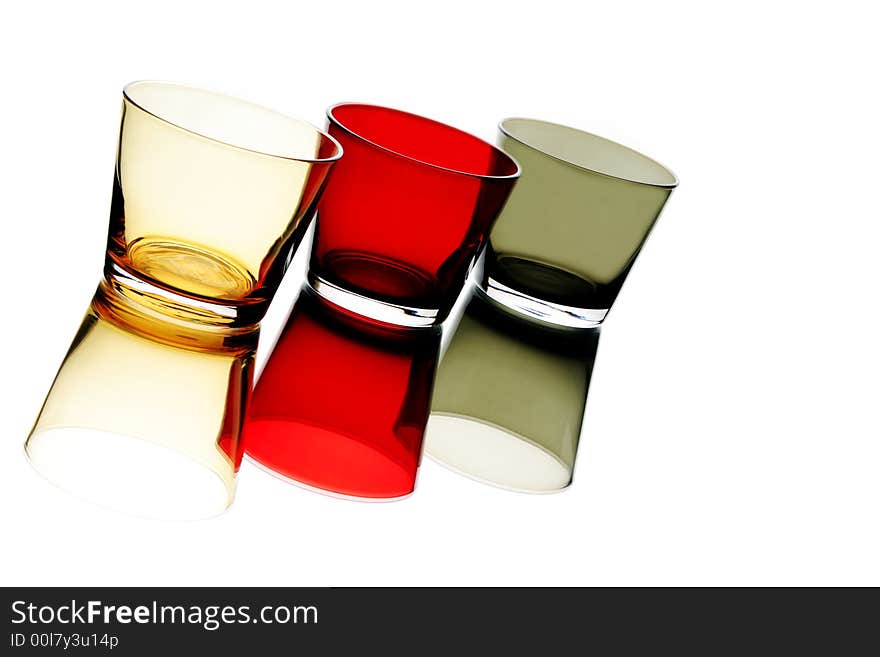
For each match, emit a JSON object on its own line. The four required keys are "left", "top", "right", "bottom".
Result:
{"left": 25, "top": 82, "right": 676, "bottom": 517}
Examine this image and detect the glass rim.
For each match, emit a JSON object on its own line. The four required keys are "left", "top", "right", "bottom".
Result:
{"left": 326, "top": 102, "right": 521, "bottom": 181}
{"left": 123, "top": 81, "right": 343, "bottom": 164}
{"left": 498, "top": 117, "right": 678, "bottom": 189}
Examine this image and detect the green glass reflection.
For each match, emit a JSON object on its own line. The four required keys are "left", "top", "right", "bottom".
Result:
{"left": 426, "top": 288, "right": 599, "bottom": 492}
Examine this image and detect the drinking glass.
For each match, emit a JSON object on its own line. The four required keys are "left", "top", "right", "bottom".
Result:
{"left": 481, "top": 118, "right": 677, "bottom": 328}
{"left": 105, "top": 82, "right": 341, "bottom": 327}
{"left": 25, "top": 82, "right": 342, "bottom": 518}
{"left": 308, "top": 103, "right": 520, "bottom": 327}
{"left": 426, "top": 120, "right": 677, "bottom": 491}
{"left": 243, "top": 286, "right": 441, "bottom": 500}
{"left": 426, "top": 285, "right": 600, "bottom": 492}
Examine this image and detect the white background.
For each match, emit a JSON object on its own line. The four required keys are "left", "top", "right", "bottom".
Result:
{"left": 1, "top": 0, "right": 878, "bottom": 586}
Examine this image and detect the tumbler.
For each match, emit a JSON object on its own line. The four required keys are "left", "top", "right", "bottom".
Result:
{"left": 25, "top": 82, "right": 341, "bottom": 518}
{"left": 308, "top": 103, "right": 520, "bottom": 327}
{"left": 481, "top": 118, "right": 677, "bottom": 328}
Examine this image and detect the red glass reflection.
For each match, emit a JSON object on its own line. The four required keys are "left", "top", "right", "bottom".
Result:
{"left": 242, "top": 288, "right": 441, "bottom": 499}
{"left": 217, "top": 356, "right": 253, "bottom": 471}
{"left": 312, "top": 103, "right": 520, "bottom": 317}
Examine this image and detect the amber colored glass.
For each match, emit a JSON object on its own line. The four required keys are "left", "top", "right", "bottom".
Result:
{"left": 25, "top": 82, "right": 341, "bottom": 518}
{"left": 27, "top": 283, "right": 256, "bottom": 519}
{"left": 106, "top": 81, "right": 341, "bottom": 328}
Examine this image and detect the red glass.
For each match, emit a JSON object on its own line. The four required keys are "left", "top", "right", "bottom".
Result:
{"left": 310, "top": 103, "right": 520, "bottom": 325}
{"left": 242, "top": 288, "right": 441, "bottom": 499}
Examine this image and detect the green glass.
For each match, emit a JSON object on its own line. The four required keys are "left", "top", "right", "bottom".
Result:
{"left": 426, "top": 287, "right": 599, "bottom": 492}
{"left": 481, "top": 118, "right": 677, "bottom": 328}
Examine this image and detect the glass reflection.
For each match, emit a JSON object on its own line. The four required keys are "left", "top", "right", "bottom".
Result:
{"left": 426, "top": 285, "right": 600, "bottom": 493}
{"left": 244, "top": 286, "right": 441, "bottom": 500}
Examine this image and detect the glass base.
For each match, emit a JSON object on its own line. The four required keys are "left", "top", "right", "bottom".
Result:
{"left": 307, "top": 271, "right": 442, "bottom": 328}
{"left": 104, "top": 260, "right": 266, "bottom": 332}
{"left": 479, "top": 275, "right": 608, "bottom": 329}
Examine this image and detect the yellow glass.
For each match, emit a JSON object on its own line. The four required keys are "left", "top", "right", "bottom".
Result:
{"left": 107, "top": 81, "right": 342, "bottom": 327}
{"left": 28, "top": 285, "right": 256, "bottom": 519}
{"left": 25, "top": 82, "right": 341, "bottom": 518}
